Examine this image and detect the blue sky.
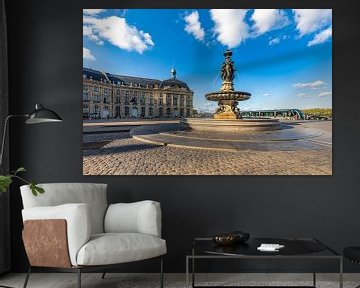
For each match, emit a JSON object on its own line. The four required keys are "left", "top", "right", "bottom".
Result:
{"left": 83, "top": 9, "right": 332, "bottom": 112}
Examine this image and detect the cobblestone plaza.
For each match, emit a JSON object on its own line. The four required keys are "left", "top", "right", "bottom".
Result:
{"left": 83, "top": 120, "right": 332, "bottom": 175}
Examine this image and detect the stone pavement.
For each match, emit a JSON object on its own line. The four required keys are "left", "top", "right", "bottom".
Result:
{"left": 83, "top": 120, "right": 332, "bottom": 175}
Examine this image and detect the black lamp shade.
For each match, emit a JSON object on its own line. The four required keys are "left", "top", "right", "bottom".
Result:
{"left": 25, "top": 104, "right": 63, "bottom": 124}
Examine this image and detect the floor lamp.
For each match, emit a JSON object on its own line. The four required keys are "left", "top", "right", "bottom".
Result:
{"left": 0, "top": 103, "right": 62, "bottom": 288}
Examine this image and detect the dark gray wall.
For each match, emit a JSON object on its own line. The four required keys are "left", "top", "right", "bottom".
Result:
{"left": 5, "top": 0, "right": 360, "bottom": 273}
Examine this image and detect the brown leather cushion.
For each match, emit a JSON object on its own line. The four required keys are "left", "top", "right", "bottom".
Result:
{"left": 23, "top": 219, "right": 72, "bottom": 268}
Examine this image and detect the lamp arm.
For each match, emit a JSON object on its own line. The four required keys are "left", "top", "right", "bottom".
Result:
{"left": 0, "top": 114, "right": 28, "bottom": 169}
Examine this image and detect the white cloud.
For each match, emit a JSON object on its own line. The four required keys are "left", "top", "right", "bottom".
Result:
{"left": 83, "top": 25, "right": 104, "bottom": 45}
{"left": 83, "top": 47, "right": 96, "bottom": 61}
{"left": 293, "top": 80, "right": 326, "bottom": 89}
{"left": 251, "top": 9, "right": 289, "bottom": 36}
{"left": 293, "top": 9, "right": 332, "bottom": 36}
{"left": 308, "top": 26, "right": 332, "bottom": 46}
{"left": 83, "top": 16, "right": 154, "bottom": 54}
{"left": 83, "top": 9, "right": 106, "bottom": 16}
{"left": 269, "top": 37, "right": 280, "bottom": 45}
{"left": 262, "top": 93, "right": 272, "bottom": 96}
{"left": 184, "top": 11, "right": 205, "bottom": 41}
{"left": 318, "top": 91, "right": 332, "bottom": 97}
{"left": 297, "top": 93, "right": 310, "bottom": 98}
{"left": 210, "top": 9, "right": 249, "bottom": 48}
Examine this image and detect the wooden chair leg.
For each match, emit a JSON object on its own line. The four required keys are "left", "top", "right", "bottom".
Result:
{"left": 77, "top": 269, "right": 81, "bottom": 288}
{"left": 22, "top": 266, "right": 31, "bottom": 288}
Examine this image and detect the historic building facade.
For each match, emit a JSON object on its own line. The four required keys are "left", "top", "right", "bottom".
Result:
{"left": 82, "top": 67, "right": 194, "bottom": 119}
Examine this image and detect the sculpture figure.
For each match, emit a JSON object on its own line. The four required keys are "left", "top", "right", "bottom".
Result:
{"left": 220, "top": 50, "right": 235, "bottom": 83}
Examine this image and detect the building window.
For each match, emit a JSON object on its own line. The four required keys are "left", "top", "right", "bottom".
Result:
{"left": 166, "top": 108, "right": 171, "bottom": 116}
{"left": 140, "top": 94, "right": 145, "bottom": 105}
{"left": 158, "top": 107, "right": 163, "bottom": 117}
{"left": 141, "top": 107, "right": 146, "bottom": 118}
{"left": 116, "top": 89, "right": 120, "bottom": 95}
{"left": 115, "top": 106, "right": 121, "bottom": 117}
{"left": 93, "top": 94, "right": 100, "bottom": 102}
{"left": 149, "top": 107, "right": 153, "bottom": 117}
{"left": 125, "top": 106, "right": 130, "bottom": 116}
{"left": 166, "top": 94, "right": 171, "bottom": 106}
{"left": 180, "top": 95, "right": 184, "bottom": 107}
{"left": 173, "top": 94, "right": 178, "bottom": 106}
{"left": 116, "top": 96, "right": 120, "bottom": 104}
{"left": 83, "top": 86, "right": 88, "bottom": 101}
{"left": 149, "top": 96, "right": 153, "bottom": 105}
{"left": 125, "top": 95, "right": 129, "bottom": 104}
{"left": 187, "top": 96, "right": 192, "bottom": 107}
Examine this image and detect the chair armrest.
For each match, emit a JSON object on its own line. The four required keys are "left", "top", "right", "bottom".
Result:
{"left": 104, "top": 200, "right": 162, "bottom": 237}
{"left": 22, "top": 203, "right": 91, "bottom": 266}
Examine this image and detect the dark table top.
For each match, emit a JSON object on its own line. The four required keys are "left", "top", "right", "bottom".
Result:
{"left": 191, "top": 238, "right": 339, "bottom": 257}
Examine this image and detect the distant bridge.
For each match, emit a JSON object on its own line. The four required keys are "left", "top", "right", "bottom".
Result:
{"left": 241, "top": 109, "right": 305, "bottom": 120}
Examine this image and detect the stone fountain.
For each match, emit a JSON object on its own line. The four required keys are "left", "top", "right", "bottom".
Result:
{"left": 131, "top": 50, "right": 327, "bottom": 152}
{"left": 206, "top": 49, "right": 251, "bottom": 120}
{"left": 181, "top": 49, "right": 280, "bottom": 132}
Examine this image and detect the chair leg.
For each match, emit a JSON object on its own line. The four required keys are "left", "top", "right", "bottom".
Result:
{"left": 101, "top": 270, "right": 107, "bottom": 279}
{"left": 160, "top": 257, "right": 164, "bottom": 288}
{"left": 77, "top": 269, "right": 81, "bottom": 288}
{"left": 23, "top": 266, "right": 31, "bottom": 288}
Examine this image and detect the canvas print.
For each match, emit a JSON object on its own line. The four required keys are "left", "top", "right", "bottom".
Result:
{"left": 82, "top": 9, "right": 332, "bottom": 175}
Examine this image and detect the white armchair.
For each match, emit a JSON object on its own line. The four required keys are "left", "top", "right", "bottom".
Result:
{"left": 20, "top": 183, "right": 166, "bottom": 288}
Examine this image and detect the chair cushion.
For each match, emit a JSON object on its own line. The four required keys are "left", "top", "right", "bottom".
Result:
{"left": 344, "top": 247, "right": 360, "bottom": 263}
{"left": 20, "top": 183, "right": 108, "bottom": 234}
{"left": 76, "top": 233, "right": 167, "bottom": 266}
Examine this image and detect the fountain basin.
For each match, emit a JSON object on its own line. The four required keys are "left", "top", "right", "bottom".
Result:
{"left": 180, "top": 118, "right": 281, "bottom": 132}
{"left": 206, "top": 91, "right": 251, "bottom": 102}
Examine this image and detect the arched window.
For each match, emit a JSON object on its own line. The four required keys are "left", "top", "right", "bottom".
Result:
{"left": 180, "top": 108, "right": 184, "bottom": 117}
{"left": 115, "top": 106, "right": 121, "bottom": 118}
{"left": 141, "top": 107, "right": 146, "bottom": 118}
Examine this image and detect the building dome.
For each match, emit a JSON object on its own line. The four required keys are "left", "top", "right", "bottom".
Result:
{"left": 160, "top": 78, "right": 190, "bottom": 90}
{"left": 160, "top": 67, "right": 190, "bottom": 90}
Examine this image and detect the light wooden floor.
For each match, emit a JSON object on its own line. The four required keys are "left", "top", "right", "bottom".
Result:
{"left": 0, "top": 273, "right": 360, "bottom": 288}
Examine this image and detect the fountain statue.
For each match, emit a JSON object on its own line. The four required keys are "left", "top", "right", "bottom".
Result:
{"left": 205, "top": 50, "right": 251, "bottom": 120}
{"left": 179, "top": 49, "right": 280, "bottom": 132}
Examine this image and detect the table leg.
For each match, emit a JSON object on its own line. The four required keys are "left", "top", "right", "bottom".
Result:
{"left": 313, "top": 254, "right": 316, "bottom": 287}
{"left": 339, "top": 257, "right": 343, "bottom": 288}
{"left": 192, "top": 257, "right": 195, "bottom": 288}
{"left": 186, "top": 257, "right": 189, "bottom": 288}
